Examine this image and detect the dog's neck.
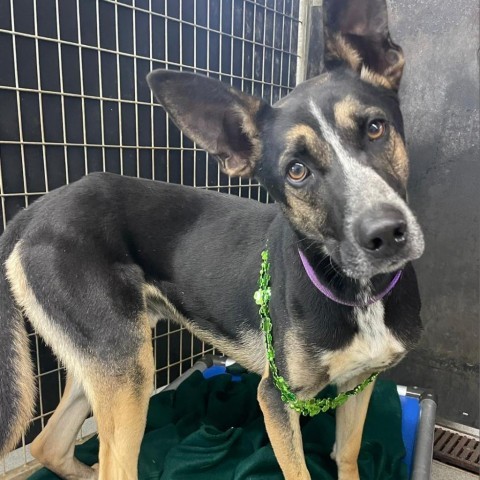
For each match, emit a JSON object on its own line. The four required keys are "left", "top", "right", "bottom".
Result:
{"left": 298, "top": 247, "right": 401, "bottom": 307}
{"left": 284, "top": 227, "right": 397, "bottom": 307}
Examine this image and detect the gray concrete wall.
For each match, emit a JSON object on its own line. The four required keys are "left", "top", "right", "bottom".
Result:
{"left": 385, "top": 0, "right": 479, "bottom": 427}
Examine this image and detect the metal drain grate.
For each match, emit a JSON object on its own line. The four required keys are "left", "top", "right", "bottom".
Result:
{"left": 433, "top": 426, "right": 480, "bottom": 474}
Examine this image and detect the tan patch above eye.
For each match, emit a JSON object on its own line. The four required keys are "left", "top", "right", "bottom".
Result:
{"left": 333, "top": 97, "right": 362, "bottom": 129}
{"left": 285, "top": 124, "right": 318, "bottom": 143}
{"left": 284, "top": 124, "right": 329, "bottom": 168}
{"left": 332, "top": 99, "right": 409, "bottom": 184}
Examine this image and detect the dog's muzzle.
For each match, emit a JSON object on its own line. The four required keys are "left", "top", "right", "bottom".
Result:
{"left": 338, "top": 202, "right": 424, "bottom": 279}
{"left": 354, "top": 204, "right": 407, "bottom": 258}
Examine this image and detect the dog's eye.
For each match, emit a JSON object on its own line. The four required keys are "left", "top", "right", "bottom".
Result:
{"left": 287, "top": 162, "right": 310, "bottom": 184}
{"left": 367, "top": 119, "right": 386, "bottom": 141}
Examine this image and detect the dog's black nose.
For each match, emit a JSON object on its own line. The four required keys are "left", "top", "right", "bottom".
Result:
{"left": 355, "top": 205, "right": 407, "bottom": 257}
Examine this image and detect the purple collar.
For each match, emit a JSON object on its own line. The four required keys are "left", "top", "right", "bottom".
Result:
{"left": 298, "top": 249, "right": 402, "bottom": 307}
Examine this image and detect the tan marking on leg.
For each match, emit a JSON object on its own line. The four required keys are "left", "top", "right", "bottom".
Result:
{"left": 86, "top": 317, "right": 154, "bottom": 480}
{"left": 333, "top": 375, "right": 375, "bottom": 480}
{"left": 31, "top": 375, "right": 96, "bottom": 480}
{"left": 0, "top": 310, "right": 36, "bottom": 457}
{"left": 257, "top": 365, "right": 311, "bottom": 480}
{"left": 6, "top": 242, "right": 89, "bottom": 380}
{"left": 8, "top": 243, "right": 153, "bottom": 478}
{"left": 1, "top": 245, "right": 38, "bottom": 456}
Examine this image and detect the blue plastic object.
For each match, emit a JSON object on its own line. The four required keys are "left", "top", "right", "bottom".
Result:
{"left": 400, "top": 394, "right": 421, "bottom": 478}
{"left": 202, "top": 365, "right": 242, "bottom": 382}
{"left": 203, "top": 365, "right": 227, "bottom": 378}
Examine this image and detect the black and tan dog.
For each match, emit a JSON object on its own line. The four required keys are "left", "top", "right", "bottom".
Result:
{"left": 0, "top": 1, "right": 424, "bottom": 479}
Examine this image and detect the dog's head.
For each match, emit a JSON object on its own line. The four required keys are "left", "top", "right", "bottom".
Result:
{"left": 147, "top": 0, "right": 424, "bottom": 280}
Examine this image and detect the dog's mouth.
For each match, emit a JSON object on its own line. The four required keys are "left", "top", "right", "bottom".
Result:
{"left": 321, "top": 207, "right": 425, "bottom": 280}
{"left": 323, "top": 241, "right": 422, "bottom": 280}
{"left": 338, "top": 250, "right": 412, "bottom": 279}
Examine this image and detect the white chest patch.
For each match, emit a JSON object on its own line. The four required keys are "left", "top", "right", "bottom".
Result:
{"left": 323, "top": 301, "right": 406, "bottom": 386}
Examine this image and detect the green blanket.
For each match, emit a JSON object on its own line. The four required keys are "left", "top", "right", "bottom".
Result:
{"left": 29, "top": 371, "right": 408, "bottom": 479}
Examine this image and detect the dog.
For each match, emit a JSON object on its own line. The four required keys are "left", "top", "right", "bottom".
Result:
{"left": 0, "top": 0, "right": 424, "bottom": 478}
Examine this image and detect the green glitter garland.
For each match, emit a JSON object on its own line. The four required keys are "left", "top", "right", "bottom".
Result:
{"left": 254, "top": 249, "right": 379, "bottom": 417}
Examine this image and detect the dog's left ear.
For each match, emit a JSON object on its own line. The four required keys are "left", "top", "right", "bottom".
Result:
{"left": 324, "top": 0, "right": 404, "bottom": 90}
{"left": 147, "top": 70, "right": 268, "bottom": 178}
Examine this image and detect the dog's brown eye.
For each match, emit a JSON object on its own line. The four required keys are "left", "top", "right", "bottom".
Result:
{"left": 367, "top": 119, "right": 386, "bottom": 140}
{"left": 287, "top": 162, "right": 310, "bottom": 183}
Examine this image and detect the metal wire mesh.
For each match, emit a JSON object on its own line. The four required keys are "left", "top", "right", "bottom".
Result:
{"left": 0, "top": 0, "right": 302, "bottom": 473}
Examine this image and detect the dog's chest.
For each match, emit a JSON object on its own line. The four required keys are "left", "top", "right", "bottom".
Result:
{"left": 323, "top": 301, "right": 406, "bottom": 385}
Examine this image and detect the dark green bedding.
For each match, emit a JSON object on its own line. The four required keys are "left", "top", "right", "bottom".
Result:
{"left": 29, "top": 371, "right": 408, "bottom": 479}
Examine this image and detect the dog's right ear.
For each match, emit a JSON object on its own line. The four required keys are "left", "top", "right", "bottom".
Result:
{"left": 147, "top": 70, "right": 269, "bottom": 178}
{"left": 323, "top": 0, "right": 405, "bottom": 90}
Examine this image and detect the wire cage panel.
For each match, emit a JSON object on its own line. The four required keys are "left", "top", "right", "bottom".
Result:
{"left": 0, "top": 0, "right": 302, "bottom": 473}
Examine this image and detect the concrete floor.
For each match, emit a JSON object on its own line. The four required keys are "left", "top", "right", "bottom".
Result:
{"left": 432, "top": 460, "right": 478, "bottom": 480}
{"left": 5, "top": 458, "right": 478, "bottom": 479}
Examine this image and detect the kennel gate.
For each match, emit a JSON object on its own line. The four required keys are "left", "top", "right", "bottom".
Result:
{"left": 0, "top": 0, "right": 306, "bottom": 474}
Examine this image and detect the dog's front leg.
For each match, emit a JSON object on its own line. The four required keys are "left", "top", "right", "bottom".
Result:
{"left": 332, "top": 375, "right": 376, "bottom": 480}
{"left": 258, "top": 372, "right": 311, "bottom": 480}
